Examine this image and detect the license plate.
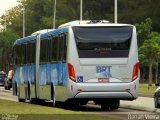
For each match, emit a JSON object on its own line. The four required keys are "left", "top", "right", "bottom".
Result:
{"left": 98, "top": 78, "right": 109, "bottom": 83}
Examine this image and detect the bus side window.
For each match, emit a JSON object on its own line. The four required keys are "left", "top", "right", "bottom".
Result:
{"left": 51, "top": 36, "right": 58, "bottom": 63}
{"left": 26, "top": 43, "right": 29, "bottom": 64}
{"left": 14, "top": 45, "right": 18, "bottom": 66}
{"left": 40, "top": 39, "right": 49, "bottom": 63}
{"left": 32, "top": 42, "right": 36, "bottom": 64}
{"left": 15, "top": 44, "right": 23, "bottom": 66}
{"left": 29, "top": 43, "right": 33, "bottom": 64}
{"left": 24, "top": 44, "right": 27, "bottom": 65}
{"left": 26, "top": 42, "right": 33, "bottom": 64}
{"left": 59, "top": 34, "right": 67, "bottom": 62}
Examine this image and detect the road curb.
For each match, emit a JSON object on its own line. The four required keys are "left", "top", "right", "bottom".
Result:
{"left": 120, "top": 104, "right": 160, "bottom": 113}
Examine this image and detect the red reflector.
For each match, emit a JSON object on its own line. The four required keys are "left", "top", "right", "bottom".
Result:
{"left": 134, "top": 85, "right": 136, "bottom": 90}
{"left": 132, "top": 62, "right": 139, "bottom": 81}
{"left": 71, "top": 85, "right": 73, "bottom": 91}
{"left": 67, "top": 63, "right": 76, "bottom": 82}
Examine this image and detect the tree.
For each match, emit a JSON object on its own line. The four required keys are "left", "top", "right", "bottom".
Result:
{"left": 0, "top": 5, "right": 23, "bottom": 36}
{"left": 139, "top": 32, "right": 160, "bottom": 86}
{"left": 136, "top": 18, "right": 152, "bottom": 47}
{"left": 1, "top": 0, "right": 160, "bottom": 37}
{"left": 136, "top": 18, "right": 153, "bottom": 82}
{"left": 0, "top": 29, "right": 19, "bottom": 71}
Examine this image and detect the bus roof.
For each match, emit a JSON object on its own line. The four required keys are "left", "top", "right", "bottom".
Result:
{"left": 40, "top": 27, "right": 68, "bottom": 39}
{"left": 14, "top": 28, "right": 68, "bottom": 45}
{"left": 31, "top": 29, "right": 54, "bottom": 36}
{"left": 14, "top": 35, "right": 36, "bottom": 45}
{"left": 59, "top": 20, "right": 133, "bottom": 28}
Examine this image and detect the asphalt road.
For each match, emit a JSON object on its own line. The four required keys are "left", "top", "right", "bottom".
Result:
{"left": 0, "top": 86, "right": 160, "bottom": 120}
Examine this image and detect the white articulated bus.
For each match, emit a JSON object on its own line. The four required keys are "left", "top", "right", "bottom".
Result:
{"left": 13, "top": 20, "right": 139, "bottom": 110}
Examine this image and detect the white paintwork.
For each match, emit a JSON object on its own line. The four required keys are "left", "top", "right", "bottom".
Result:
{"left": 62, "top": 20, "right": 140, "bottom": 101}
{"left": 31, "top": 29, "right": 53, "bottom": 36}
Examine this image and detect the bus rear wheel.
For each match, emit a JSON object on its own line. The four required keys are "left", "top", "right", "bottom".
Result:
{"left": 101, "top": 103, "right": 110, "bottom": 111}
{"left": 18, "top": 98, "right": 25, "bottom": 102}
{"left": 110, "top": 100, "right": 120, "bottom": 110}
{"left": 100, "top": 99, "right": 120, "bottom": 111}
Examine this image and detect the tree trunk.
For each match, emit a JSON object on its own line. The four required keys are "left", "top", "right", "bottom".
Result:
{"left": 155, "top": 62, "right": 158, "bottom": 84}
{"left": 148, "top": 61, "right": 153, "bottom": 86}
{"left": 148, "top": 62, "right": 153, "bottom": 86}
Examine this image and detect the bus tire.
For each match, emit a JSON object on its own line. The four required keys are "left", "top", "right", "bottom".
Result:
{"left": 63, "top": 100, "right": 79, "bottom": 109}
{"left": 18, "top": 98, "right": 25, "bottom": 102}
{"left": 101, "top": 103, "right": 110, "bottom": 111}
{"left": 79, "top": 100, "right": 88, "bottom": 105}
{"left": 110, "top": 100, "right": 120, "bottom": 110}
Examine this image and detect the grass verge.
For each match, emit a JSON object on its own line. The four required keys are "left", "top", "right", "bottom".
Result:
{"left": 139, "top": 83, "right": 157, "bottom": 96}
{"left": 0, "top": 99, "right": 120, "bottom": 120}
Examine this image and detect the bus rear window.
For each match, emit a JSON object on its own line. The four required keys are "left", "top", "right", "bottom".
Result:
{"left": 72, "top": 26, "right": 133, "bottom": 58}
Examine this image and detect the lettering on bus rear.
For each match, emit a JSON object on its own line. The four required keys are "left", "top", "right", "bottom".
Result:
{"left": 96, "top": 66, "right": 112, "bottom": 73}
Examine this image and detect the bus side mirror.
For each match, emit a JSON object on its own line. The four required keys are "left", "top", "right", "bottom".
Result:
{"left": 155, "top": 83, "right": 160, "bottom": 86}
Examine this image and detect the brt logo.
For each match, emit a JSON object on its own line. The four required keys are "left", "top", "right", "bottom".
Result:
{"left": 96, "top": 66, "right": 112, "bottom": 73}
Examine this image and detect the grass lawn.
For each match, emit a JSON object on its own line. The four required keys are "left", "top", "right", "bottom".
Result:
{"left": 139, "top": 83, "right": 157, "bottom": 96}
{"left": 0, "top": 99, "right": 120, "bottom": 120}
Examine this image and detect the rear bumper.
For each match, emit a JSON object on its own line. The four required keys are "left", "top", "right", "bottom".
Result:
{"left": 68, "top": 78, "right": 139, "bottom": 100}
{"left": 75, "top": 91, "right": 134, "bottom": 100}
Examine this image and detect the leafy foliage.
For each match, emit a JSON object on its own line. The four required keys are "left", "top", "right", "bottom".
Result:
{"left": 0, "top": 29, "right": 19, "bottom": 71}
{"left": 136, "top": 18, "right": 152, "bottom": 47}
{"left": 1, "top": 0, "right": 160, "bottom": 37}
{"left": 139, "top": 31, "right": 160, "bottom": 85}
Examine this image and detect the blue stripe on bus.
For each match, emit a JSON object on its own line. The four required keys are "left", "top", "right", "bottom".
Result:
{"left": 50, "top": 64, "right": 58, "bottom": 85}
{"left": 39, "top": 63, "right": 67, "bottom": 86}
{"left": 13, "top": 63, "right": 67, "bottom": 86}
{"left": 13, "top": 66, "right": 28, "bottom": 85}
{"left": 13, "top": 67, "right": 20, "bottom": 85}
{"left": 28, "top": 64, "right": 35, "bottom": 84}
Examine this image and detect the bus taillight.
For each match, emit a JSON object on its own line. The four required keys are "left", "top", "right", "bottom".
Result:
{"left": 67, "top": 63, "right": 76, "bottom": 82}
{"left": 132, "top": 62, "right": 139, "bottom": 81}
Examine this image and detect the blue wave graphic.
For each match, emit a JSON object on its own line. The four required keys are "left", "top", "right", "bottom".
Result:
{"left": 96, "top": 72, "right": 112, "bottom": 78}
